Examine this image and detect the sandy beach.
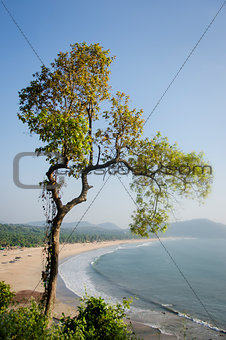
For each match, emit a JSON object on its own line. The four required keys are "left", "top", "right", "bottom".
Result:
{"left": 0, "top": 239, "right": 177, "bottom": 339}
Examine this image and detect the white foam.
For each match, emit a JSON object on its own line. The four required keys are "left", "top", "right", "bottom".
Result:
{"left": 135, "top": 242, "right": 153, "bottom": 248}
{"left": 59, "top": 245, "right": 124, "bottom": 304}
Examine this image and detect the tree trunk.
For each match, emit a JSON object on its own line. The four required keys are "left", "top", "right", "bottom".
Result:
{"left": 43, "top": 170, "right": 91, "bottom": 318}
{"left": 44, "top": 213, "right": 64, "bottom": 317}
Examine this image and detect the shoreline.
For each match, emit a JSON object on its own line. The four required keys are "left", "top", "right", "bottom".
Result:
{"left": 0, "top": 239, "right": 152, "bottom": 292}
{"left": 0, "top": 238, "right": 178, "bottom": 339}
{"left": 56, "top": 239, "right": 178, "bottom": 339}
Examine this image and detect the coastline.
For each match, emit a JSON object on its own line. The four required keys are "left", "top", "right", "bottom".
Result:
{"left": 0, "top": 238, "right": 177, "bottom": 339}
{"left": 56, "top": 246, "right": 178, "bottom": 339}
{"left": 0, "top": 239, "right": 152, "bottom": 293}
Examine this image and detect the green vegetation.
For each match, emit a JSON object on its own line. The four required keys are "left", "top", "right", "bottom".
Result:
{"left": 0, "top": 282, "right": 15, "bottom": 312}
{"left": 59, "top": 295, "right": 136, "bottom": 339}
{"left": 0, "top": 224, "right": 45, "bottom": 247}
{"left": 0, "top": 300, "right": 51, "bottom": 340}
{"left": 0, "top": 282, "right": 137, "bottom": 339}
{"left": 0, "top": 224, "right": 140, "bottom": 248}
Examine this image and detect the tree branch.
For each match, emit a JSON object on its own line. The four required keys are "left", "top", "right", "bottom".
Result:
{"left": 96, "top": 145, "right": 101, "bottom": 165}
{"left": 87, "top": 103, "right": 93, "bottom": 165}
{"left": 64, "top": 172, "right": 93, "bottom": 212}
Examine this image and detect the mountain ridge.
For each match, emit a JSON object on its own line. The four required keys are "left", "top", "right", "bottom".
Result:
{"left": 23, "top": 218, "right": 226, "bottom": 238}
{"left": 25, "top": 220, "right": 122, "bottom": 231}
{"left": 160, "top": 218, "right": 226, "bottom": 238}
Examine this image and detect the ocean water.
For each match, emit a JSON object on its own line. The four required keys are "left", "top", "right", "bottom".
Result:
{"left": 59, "top": 238, "right": 226, "bottom": 339}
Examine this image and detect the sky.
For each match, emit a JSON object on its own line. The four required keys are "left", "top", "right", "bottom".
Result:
{"left": 0, "top": 0, "right": 226, "bottom": 228}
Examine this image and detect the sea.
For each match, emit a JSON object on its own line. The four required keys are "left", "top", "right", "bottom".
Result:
{"left": 59, "top": 238, "right": 226, "bottom": 339}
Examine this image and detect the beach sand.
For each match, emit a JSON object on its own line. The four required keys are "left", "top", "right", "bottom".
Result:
{"left": 0, "top": 239, "right": 177, "bottom": 339}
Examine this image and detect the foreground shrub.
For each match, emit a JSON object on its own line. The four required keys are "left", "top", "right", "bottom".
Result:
{"left": 0, "top": 300, "right": 51, "bottom": 340}
{"left": 0, "top": 282, "right": 138, "bottom": 339}
{"left": 60, "top": 295, "right": 136, "bottom": 339}
{"left": 0, "top": 281, "right": 15, "bottom": 312}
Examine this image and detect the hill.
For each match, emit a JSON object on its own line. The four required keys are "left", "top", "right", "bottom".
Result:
{"left": 1, "top": 219, "right": 226, "bottom": 248}
{"left": 160, "top": 219, "right": 226, "bottom": 239}
{"left": 0, "top": 222, "right": 137, "bottom": 248}
{"left": 26, "top": 220, "right": 122, "bottom": 232}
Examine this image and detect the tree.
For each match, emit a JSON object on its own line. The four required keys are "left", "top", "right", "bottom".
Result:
{"left": 18, "top": 42, "right": 212, "bottom": 317}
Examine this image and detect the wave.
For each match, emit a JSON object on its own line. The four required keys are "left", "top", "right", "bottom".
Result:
{"left": 59, "top": 244, "right": 131, "bottom": 303}
{"left": 90, "top": 242, "right": 149, "bottom": 265}
{"left": 135, "top": 242, "right": 153, "bottom": 248}
{"left": 160, "top": 304, "right": 226, "bottom": 335}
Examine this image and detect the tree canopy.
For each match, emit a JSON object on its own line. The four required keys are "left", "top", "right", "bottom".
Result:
{"left": 18, "top": 42, "right": 212, "bottom": 315}
{"left": 18, "top": 42, "right": 212, "bottom": 236}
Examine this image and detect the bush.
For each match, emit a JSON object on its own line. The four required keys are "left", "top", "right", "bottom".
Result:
{"left": 0, "top": 281, "right": 15, "bottom": 311}
{"left": 0, "top": 300, "right": 51, "bottom": 340}
{"left": 0, "top": 282, "right": 138, "bottom": 339}
{"left": 60, "top": 295, "right": 137, "bottom": 339}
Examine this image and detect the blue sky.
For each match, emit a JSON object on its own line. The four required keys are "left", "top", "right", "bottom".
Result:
{"left": 0, "top": 0, "right": 226, "bottom": 227}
